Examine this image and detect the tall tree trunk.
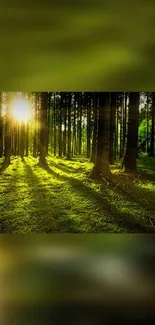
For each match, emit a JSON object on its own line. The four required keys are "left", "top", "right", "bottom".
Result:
{"left": 146, "top": 93, "right": 149, "bottom": 153}
{"left": 25, "top": 123, "right": 29, "bottom": 157}
{"left": 20, "top": 121, "right": 25, "bottom": 161}
{"left": 4, "top": 93, "right": 12, "bottom": 166}
{"left": 87, "top": 93, "right": 91, "bottom": 158}
{"left": 50, "top": 94, "right": 54, "bottom": 155}
{"left": 33, "top": 92, "right": 37, "bottom": 158}
{"left": 122, "top": 92, "right": 139, "bottom": 171}
{"left": 123, "top": 92, "right": 127, "bottom": 154}
{"left": 25, "top": 92, "right": 31, "bottom": 157}
{"left": 150, "top": 92, "right": 155, "bottom": 157}
{"left": 115, "top": 99, "right": 119, "bottom": 158}
{"left": 109, "top": 92, "right": 116, "bottom": 164}
{"left": 90, "top": 92, "right": 98, "bottom": 163}
{"left": 90, "top": 92, "right": 111, "bottom": 179}
{"left": 67, "top": 92, "right": 71, "bottom": 160}
{"left": 59, "top": 92, "right": 63, "bottom": 157}
{"left": 78, "top": 92, "right": 82, "bottom": 155}
{"left": 63, "top": 93, "right": 67, "bottom": 157}
{"left": 120, "top": 93, "right": 124, "bottom": 158}
{"left": 0, "top": 92, "right": 3, "bottom": 157}
{"left": 54, "top": 93, "right": 57, "bottom": 156}
{"left": 39, "top": 92, "right": 48, "bottom": 165}
{"left": 73, "top": 93, "right": 77, "bottom": 156}
{"left": 46, "top": 92, "right": 51, "bottom": 155}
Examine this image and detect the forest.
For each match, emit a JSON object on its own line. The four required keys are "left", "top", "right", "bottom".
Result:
{"left": 0, "top": 92, "right": 155, "bottom": 233}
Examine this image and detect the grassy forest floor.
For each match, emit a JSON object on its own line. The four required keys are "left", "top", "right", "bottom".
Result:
{"left": 0, "top": 153, "right": 155, "bottom": 233}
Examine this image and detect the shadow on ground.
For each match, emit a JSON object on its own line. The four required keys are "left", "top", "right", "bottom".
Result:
{"left": 41, "top": 161, "right": 155, "bottom": 233}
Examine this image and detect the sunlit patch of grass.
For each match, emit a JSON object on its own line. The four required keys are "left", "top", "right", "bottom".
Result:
{"left": 0, "top": 154, "right": 155, "bottom": 233}
{"left": 137, "top": 182, "right": 155, "bottom": 192}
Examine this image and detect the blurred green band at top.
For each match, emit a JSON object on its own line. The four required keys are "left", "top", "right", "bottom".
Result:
{"left": 0, "top": 0, "right": 155, "bottom": 91}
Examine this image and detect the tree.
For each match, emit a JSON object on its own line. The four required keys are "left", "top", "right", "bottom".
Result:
{"left": 33, "top": 93, "right": 38, "bottom": 158}
{"left": 87, "top": 93, "right": 91, "bottom": 158}
{"left": 67, "top": 92, "right": 71, "bottom": 160}
{"left": 59, "top": 92, "right": 63, "bottom": 157}
{"left": 122, "top": 92, "right": 139, "bottom": 171}
{"left": 90, "top": 92, "right": 98, "bottom": 163}
{"left": 78, "top": 92, "right": 82, "bottom": 155}
{"left": 53, "top": 93, "right": 57, "bottom": 156}
{"left": 0, "top": 92, "right": 3, "bottom": 157}
{"left": 109, "top": 92, "right": 116, "bottom": 164}
{"left": 39, "top": 92, "right": 48, "bottom": 165}
{"left": 4, "top": 93, "right": 12, "bottom": 166}
{"left": 150, "top": 92, "right": 155, "bottom": 157}
{"left": 63, "top": 93, "right": 67, "bottom": 157}
{"left": 90, "top": 92, "right": 111, "bottom": 179}
{"left": 146, "top": 92, "right": 149, "bottom": 153}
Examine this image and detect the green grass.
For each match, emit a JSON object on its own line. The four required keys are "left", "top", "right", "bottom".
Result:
{"left": 0, "top": 154, "right": 155, "bottom": 233}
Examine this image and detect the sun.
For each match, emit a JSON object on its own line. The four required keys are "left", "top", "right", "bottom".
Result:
{"left": 11, "top": 99, "right": 32, "bottom": 123}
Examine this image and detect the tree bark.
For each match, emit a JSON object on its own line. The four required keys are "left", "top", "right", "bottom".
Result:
{"left": 67, "top": 92, "right": 71, "bottom": 160}
{"left": 122, "top": 92, "right": 139, "bottom": 171}
{"left": 4, "top": 93, "right": 12, "bottom": 166}
{"left": 39, "top": 92, "right": 48, "bottom": 165}
{"left": 150, "top": 92, "right": 155, "bottom": 157}
{"left": 90, "top": 92, "right": 98, "bottom": 163}
{"left": 109, "top": 92, "right": 116, "bottom": 164}
{"left": 87, "top": 93, "right": 91, "bottom": 158}
{"left": 90, "top": 92, "right": 111, "bottom": 179}
{"left": 0, "top": 92, "right": 3, "bottom": 157}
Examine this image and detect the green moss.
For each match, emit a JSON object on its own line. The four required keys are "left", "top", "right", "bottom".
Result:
{"left": 0, "top": 155, "right": 155, "bottom": 233}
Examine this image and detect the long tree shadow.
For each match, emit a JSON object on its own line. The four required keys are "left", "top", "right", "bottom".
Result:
{"left": 41, "top": 162, "right": 154, "bottom": 233}
{"left": 0, "top": 162, "right": 23, "bottom": 232}
{"left": 109, "top": 174, "right": 155, "bottom": 214}
{"left": 22, "top": 160, "right": 87, "bottom": 233}
{"left": 48, "top": 160, "right": 80, "bottom": 174}
{"left": 22, "top": 161, "right": 66, "bottom": 232}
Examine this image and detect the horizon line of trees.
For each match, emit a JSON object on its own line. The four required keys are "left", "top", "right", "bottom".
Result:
{"left": 0, "top": 92, "right": 155, "bottom": 178}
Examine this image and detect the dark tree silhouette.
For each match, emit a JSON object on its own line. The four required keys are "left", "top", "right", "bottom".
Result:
{"left": 122, "top": 92, "right": 139, "bottom": 171}
{"left": 39, "top": 92, "right": 48, "bottom": 165}
{"left": 90, "top": 92, "right": 111, "bottom": 179}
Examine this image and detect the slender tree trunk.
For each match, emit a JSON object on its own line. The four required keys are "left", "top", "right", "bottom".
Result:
{"left": 33, "top": 92, "right": 37, "bottom": 158}
{"left": 54, "top": 93, "right": 57, "bottom": 156}
{"left": 59, "top": 92, "right": 63, "bottom": 157}
{"left": 87, "top": 93, "right": 91, "bottom": 158}
{"left": 25, "top": 123, "right": 29, "bottom": 157}
{"left": 46, "top": 92, "right": 51, "bottom": 155}
{"left": 150, "top": 92, "right": 155, "bottom": 156}
{"left": 122, "top": 92, "right": 139, "bottom": 171}
{"left": 0, "top": 93, "right": 3, "bottom": 157}
{"left": 4, "top": 93, "right": 12, "bottom": 166}
{"left": 146, "top": 93, "right": 149, "bottom": 153}
{"left": 67, "top": 92, "right": 71, "bottom": 160}
{"left": 78, "top": 92, "right": 82, "bottom": 155}
{"left": 90, "top": 92, "right": 98, "bottom": 163}
{"left": 63, "top": 93, "right": 67, "bottom": 157}
{"left": 20, "top": 121, "right": 25, "bottom": 161}
{"left": 123, "top": 92, "right": 127, "bottom": 154}
{"left": 50, "top": 94, "right": 54, "bottom": 155}
{"left": 115, "top": 99, "right": 119, "bottom": 158}
{"left": 120, "top": 93, "right": 124, "bottom": 158}
{"left": 90, "top": 92, "right": 111, "bottom": 179}
{"left": 73, "top": 94, "right": 77, "bottom": 156}
{"left": 109, "top": 92, "right": 116, "bottom": 164}
{"left": 39, "top": 92, "right": 48, "bottom": 165}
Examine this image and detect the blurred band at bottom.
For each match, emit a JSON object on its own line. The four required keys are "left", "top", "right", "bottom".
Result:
{"left": 0, "top": 235, "right": 155, "bottom": 324}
